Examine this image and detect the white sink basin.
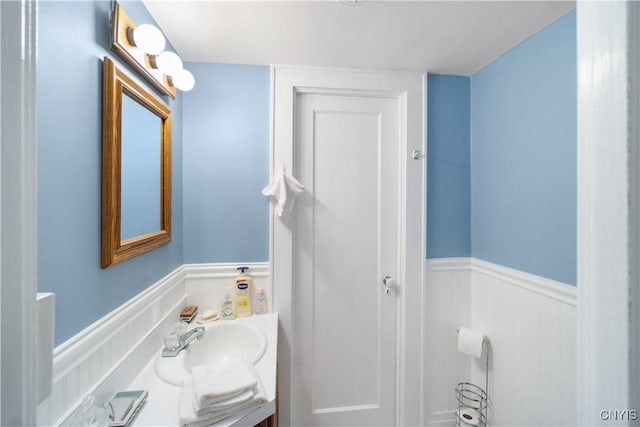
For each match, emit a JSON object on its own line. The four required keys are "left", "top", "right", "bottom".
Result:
{"left": 155, "top": 321, "right": 268, "bottom": 386}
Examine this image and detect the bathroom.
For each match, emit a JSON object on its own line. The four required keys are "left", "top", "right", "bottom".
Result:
{"left": 1, "top": 0, "right": 637, "bottom": 426}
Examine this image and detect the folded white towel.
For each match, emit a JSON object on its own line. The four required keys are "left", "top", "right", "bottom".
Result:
{"left": 262, "top": 165, "right": 304, "bottom": 224}
{"left": 179, "top": 367, "right": 267, "bottom": 427}
{"left": 192, "top": 359, "right": 258, "bottom": 408}
{"left": 180, "top": 379, "right": 257, "bottom": 427}
{"left": 195, "top": 363, "right": 266, "bottom": 417}
{"left": 195, "top": 394, "right": 263, "bottom": 419}
{"left": 193, "top": 388, "right": 254, "bottom": 416}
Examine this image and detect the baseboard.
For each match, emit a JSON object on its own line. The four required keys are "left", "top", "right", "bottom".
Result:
{"left": 428, "top": 410, "right": 457, "bottom": 426}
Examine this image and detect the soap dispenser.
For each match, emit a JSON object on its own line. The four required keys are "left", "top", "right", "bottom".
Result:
{"left": 234, "top": 266, "right": 253, "bottom": 317}
{"left": 220, "top": 287, "right": 235, "bottom": 320}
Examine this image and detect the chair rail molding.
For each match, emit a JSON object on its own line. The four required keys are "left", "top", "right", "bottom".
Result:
{"left": 426, "top": 257, "right": 577, "bottom": 306}
{"left": 471, "top": 258, "right": 576, "bottom": 306}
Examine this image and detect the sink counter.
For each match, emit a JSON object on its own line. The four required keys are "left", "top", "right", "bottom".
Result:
{"left": 128, "top": 313, "right": 278, "bottom": 427}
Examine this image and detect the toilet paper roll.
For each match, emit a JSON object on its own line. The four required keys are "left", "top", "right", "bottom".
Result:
{"left": 457, "top": 326, "right": 485, "bottom": 359}
{"left": 457, "top": 407, "right": 481, "bottom": 426}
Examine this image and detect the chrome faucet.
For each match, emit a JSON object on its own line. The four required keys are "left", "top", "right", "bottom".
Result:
{"left": 162, "top": 326, "right": 205, "bottom": 357}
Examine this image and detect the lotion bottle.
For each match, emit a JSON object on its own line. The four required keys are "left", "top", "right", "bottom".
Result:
{"left": 234, "top": 266, "right": 253, "bottom": 317}
{"left": 254, "top": 288, "right": 267, "bottom": 314}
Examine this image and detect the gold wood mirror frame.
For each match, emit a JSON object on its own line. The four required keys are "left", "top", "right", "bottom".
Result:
{"left": 102, "top": 57, "right": 172, "bottom": 268}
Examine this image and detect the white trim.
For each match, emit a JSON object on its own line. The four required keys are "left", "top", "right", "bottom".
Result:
{"left": 427, "top": 257, "right": 576, "bottom": 306}
{"left": 271, "top": 63, "right": 428, "bottom": 78}
{"left": 428, "top": 410, "right": 456, "bottom": 426}
{"left": 271, "top": 65, "right": 425, "bottom": 426}
{"left": 1, "top": 1, "right": 38, "bottom": 425}
{"left": 577, "top": 2, "right": 638, "bottom": 424}
{"left": 182, "top": 262, "right": 269, "bottom": 280}
{"left": 268, "top": 65, "right": 276, "bottom": 309}
{"left": 471, "top": 258, "right": 577, "bottom": 307}
{"left": 630, "top": 1, "right": 640, "bottom": 413}
{"left": 426, "top": 257, "right": 472, "bottom": 272}
{"left": 35, "top": 293, "right": 55, "bottom": 404}
{"left": 418, "top": 75, "right": 427, "bottom": 426}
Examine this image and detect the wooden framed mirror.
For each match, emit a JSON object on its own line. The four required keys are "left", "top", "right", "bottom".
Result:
{"left": 102, "top": 56, "right": 172, "bottom": 268}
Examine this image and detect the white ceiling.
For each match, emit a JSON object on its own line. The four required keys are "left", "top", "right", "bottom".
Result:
{"left": 142, "top": 0, "right": 575, "bottom": 76}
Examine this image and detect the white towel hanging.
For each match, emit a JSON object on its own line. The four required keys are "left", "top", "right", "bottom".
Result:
{"left": 262, "top": 165, "right": 304, "bottom": 224}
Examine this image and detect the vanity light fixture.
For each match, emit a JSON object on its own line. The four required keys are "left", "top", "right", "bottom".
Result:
{"left": 128, "top": 24, "right": 165, "bottom": 55}
{"left": 151, "top": 51, "right": 183, "bottom": 76}
{"left": 170, "top": 69, "right": 195, "bottom": 92}
{"left": 111, "top": 2, "right": 196, "bottom": 97}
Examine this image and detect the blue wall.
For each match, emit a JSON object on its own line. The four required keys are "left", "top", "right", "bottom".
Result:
{"left": 427, "top": 75, "right": 471, "bottom": 258}
{"left": 37, "top": 2, "right": 575, "bottom": 344}
{"left": 182, "top": 63, "right": 270, "bottom": 263}
{"left": 470, "top": 10, "right": 576, "bottom": 285}
{"left": 37, "top": 0, "right": 183, "bottom": 345}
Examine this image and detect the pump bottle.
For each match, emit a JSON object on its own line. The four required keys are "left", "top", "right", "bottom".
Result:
{"left": 234, "top": 266, "right": 253, "bottom": 317}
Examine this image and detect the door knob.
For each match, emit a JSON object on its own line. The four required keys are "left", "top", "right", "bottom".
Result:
{"left": 382, "top": 275, "right": 396, "bottom": 295}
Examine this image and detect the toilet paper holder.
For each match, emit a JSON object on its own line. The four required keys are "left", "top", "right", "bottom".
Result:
{"left": 455, "top": 382, "right": 487, "bottom": 427}
{"left": 455, "top": 329, "right": 489, "bottom": 427}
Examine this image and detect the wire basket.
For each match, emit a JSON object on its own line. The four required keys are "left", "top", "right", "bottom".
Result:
{"left": 455, "top": 382, "right": 487, "bottom": 427}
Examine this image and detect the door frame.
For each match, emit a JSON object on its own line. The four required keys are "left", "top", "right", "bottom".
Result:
{"left": 270, "top": 65, "right": 425, "bottom": 426}
{"left": 0, "top": 0, "right": 38, "bottom": 425}
{"left": 576, "top": 2, "right": 640, "bottom": 423}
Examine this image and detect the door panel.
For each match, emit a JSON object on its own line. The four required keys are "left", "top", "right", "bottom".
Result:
{"left": 293, "top": 93, "right": 399, "bottom": 426}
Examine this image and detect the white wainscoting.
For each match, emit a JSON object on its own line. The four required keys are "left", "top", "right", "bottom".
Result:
{"left": 37, "top": 262, "right": 269, "bottom": 427}
{"left": 425, "top": 258, "right": 577, "bottom": 427}
{"left": 38, "top": 258, "right": 573, "bottom": 426}
{"left": 184, "top": 262, "right": 271, "bottom": 314}
{"left": 424, "top": 258, "right": 472, "bottom": 426}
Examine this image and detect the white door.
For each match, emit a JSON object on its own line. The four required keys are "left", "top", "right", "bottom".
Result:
{"left": 292, "top": 92, "right": 400, "bottom": 426}
{"left": 272, "top": 66, "right": 424, "bottom": 427}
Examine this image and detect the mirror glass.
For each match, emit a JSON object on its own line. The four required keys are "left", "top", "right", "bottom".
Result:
{"left": 102, "top": 57, "right": 172, "bottom": 268}
{"left": 120, "top": 93, "right": 162, "bottom": 240}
